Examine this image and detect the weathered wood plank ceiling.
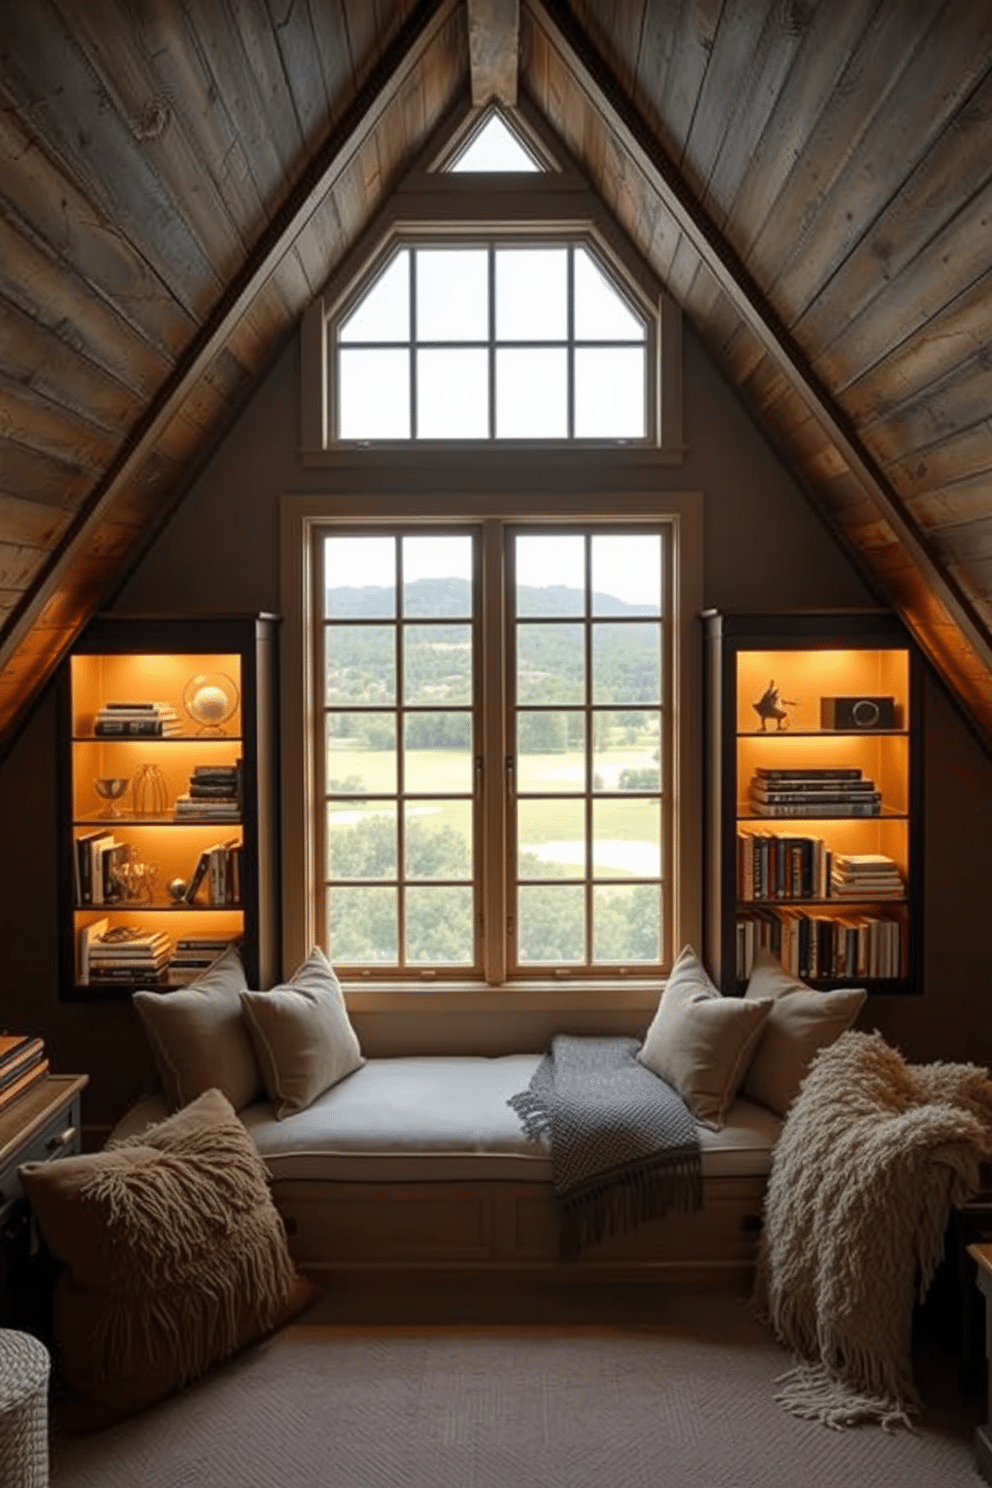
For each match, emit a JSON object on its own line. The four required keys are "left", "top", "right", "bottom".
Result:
{"left": 1, "top": 0, "right": 990, "bottom": 749}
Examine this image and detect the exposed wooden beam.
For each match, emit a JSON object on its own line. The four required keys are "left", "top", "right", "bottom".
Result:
{"left": 0, "top": 0, "right": 460, "bottom": 748}
{"left": 468, "top": 0, "right": 519, "bottom": 106}
{"left": 528, "top": 0, "right": 992, "bottom": 689}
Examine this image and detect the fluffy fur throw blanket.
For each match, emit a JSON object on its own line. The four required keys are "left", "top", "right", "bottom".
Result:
{"left": 510, "top": 1035, "right": 701, "bottom": 1259}
{"left": 754, "top": 1030, "right": 992, "bottom": 1429}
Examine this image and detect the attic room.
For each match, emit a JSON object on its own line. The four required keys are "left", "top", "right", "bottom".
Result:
{"left": 1, "top": 1, "right": 992, "bottom": 1480}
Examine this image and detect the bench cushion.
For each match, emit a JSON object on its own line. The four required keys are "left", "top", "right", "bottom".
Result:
{"left": 114, "top": 1054, "right": 780, "bottom": 1184}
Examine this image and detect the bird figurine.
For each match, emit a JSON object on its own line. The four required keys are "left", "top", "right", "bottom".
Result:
{"left": 753, "top": 680, "right": 796, "bottom": 731}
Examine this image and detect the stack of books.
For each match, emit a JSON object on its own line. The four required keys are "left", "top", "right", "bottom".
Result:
{"left": 174, "top": 762, "right": 242, "bottom": 822}
{"left": 84, "top": 925, "right": 173, "bottom": 986}
{"left": 748, "top": 767, "right": 882, "bottom": 818}
{"left": 830, "top": 853, "right": 904, "bottom": 899}
{"left": 0, "top": 1033, "right": 49, "bottom": 1113}
{"left": 166, "top": 936, "right": 238, "bottom": 986}
{"left": 94, "top": 701, "right": 181, "bottom": 737}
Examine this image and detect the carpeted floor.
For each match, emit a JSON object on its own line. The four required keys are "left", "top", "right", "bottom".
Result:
{"left": 49, "top": 1280, "right": 983, "bottom": 1488}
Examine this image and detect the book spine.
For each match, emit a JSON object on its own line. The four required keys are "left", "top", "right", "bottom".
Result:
{"left": 751, "top": 783, "right": 880, "bottom": 796}
{"left": 750, "top": 784, "right": 877, "bottom": 799}
{"left": 183, "top": 851, "right": 211, "bottom": 904}
{"left": 104, "top": 701, "right": 173, "bottom": 711}
{"left": 77, "top": 833, "right": 108, "bottom": 905}
{"left": 94, "top": 719, "right": 169, "bottom": 736}
{"left": 0, "top": 1060, "right": 50, "bottom": 1111}
{"left": 751, "top": 802, "right": 882, "bottom": 818}
{"left": 755, "top": 773, "right": 862, "bottom": 785}
{"left": 0, "top": 1045, "right": 46, "bottom": 1088}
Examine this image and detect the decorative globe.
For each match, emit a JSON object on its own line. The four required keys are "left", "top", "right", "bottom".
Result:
{"left": 183, "top": 672, "right": 239, "bottom": 734}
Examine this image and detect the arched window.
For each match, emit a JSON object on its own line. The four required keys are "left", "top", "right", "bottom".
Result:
{"left": 332, "top": 239, "right": 651, "bottom": 444}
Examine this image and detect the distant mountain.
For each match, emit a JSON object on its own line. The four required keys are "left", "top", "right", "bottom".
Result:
{"left": 519, "top": 584, "right": 656, "bottom": 618}
{"left": 326, "top": 577, "right": 655, "bottom": 618}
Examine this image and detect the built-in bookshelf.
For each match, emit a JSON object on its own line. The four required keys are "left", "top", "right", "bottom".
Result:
{"left": 704, "top": 610, "right": 922, "bottom": 995}
{"left": 59, "top": 615, "right": 280, "bottom": 998}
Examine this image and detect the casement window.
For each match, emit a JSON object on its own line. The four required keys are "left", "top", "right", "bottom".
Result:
{"left": 314, "top": 521, "right": 674, "bottom": 982}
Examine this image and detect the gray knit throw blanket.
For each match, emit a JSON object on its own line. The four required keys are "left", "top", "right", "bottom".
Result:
{"left": 509, "top": 1035, "right": 702, "bottom": 1259}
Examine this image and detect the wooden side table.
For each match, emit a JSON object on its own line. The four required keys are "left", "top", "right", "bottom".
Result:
{"left": 967, "top": 1243, "right": 992, "bottom": 1482}
{"left": 0, "top": 1076, "right": 88, "bottom": 1335}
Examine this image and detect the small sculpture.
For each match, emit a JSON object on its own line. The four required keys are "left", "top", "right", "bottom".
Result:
{"left": 753, "top": 680, "right": 796, "bottom": 732}
{"left": 109, "top": 848, "right": 160, "bottom": 904}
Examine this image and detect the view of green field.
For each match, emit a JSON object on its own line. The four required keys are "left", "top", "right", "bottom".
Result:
{"left": 322, "top": 535, "right": 664, "bottom": 966}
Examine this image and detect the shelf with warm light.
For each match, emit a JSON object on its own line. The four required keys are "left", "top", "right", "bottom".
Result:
{"left": 58, "top": 615, "right": 281, "bottom": 998}
{"left": 704, "top": 610, "right": 922, "bottom": 995}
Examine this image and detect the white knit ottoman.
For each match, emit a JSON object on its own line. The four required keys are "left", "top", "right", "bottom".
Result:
{"left": 0, "top": 1330, "right": 49, "bottom": 1488}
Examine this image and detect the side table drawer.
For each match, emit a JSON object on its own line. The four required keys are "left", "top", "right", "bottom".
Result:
{"left": 0, "top": 1093, "right": 82, "bottom": 1211}
{"left": 0, "top": 1079, "right": 87, "bottom": 1334}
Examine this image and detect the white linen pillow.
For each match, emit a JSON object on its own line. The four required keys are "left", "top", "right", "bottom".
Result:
{"left": 741, "top": 947, "right": 866, "bottom": 1116}
{"left": 133, "top": 944, "right": 262, "bottom": 1112}
{"left": 240, "top": 945, "right": 364, "bottom": 1118}
{"left": 637, "top": 945, "right": 773, "bottom": 1130}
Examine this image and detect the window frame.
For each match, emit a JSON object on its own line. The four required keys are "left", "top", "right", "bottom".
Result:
{"left": 280, "top": 488, "right": 703, "bottom": 1013}
{"left": 328, "top": 235, "right": 654, "bottom": 448}
{"left": 299, "top": 121, "right": 684, "bottom": 464}
{"left": 319, "top": 523, "right": 484, "bottom": 976}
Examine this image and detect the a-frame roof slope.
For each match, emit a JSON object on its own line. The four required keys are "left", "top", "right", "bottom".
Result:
{"left": 1, "top": 0, "right": 991, "bottom": 750}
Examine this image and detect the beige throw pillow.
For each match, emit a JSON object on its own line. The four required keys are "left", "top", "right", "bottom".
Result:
{"left": 741, "top": 947, "right": 866, "bottom": 1116}
{"left": 20, "top": 1088, "right": 316, "bottom": 1430}
{"left": 133, "top": 944, "right": 261, "bottom": 1111}
{"left": 240, "top": 945, "right": 363, "bottom": 1118}
{"left": 638, "top": 945, "right": 773, "bottom": 1130}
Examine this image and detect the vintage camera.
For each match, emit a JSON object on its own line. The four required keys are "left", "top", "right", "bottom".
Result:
{"left": 820, "top": 696, "right": 897, "bottom": 730}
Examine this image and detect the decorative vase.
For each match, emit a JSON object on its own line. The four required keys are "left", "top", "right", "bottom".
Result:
{"left": 132, "top": 762, "right": 170, "bottom": 816}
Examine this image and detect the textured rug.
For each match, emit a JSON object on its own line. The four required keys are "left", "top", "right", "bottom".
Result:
{"left": 50, "top": 1283, "right": 979, "bottom": 1488}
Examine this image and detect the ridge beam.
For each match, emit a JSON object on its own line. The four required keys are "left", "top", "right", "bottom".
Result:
{"left": 468, "top": 0, "right": 519, "bottom": 105}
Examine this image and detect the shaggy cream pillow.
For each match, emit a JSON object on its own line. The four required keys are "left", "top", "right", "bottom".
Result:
{"left": 133, "top": 944, "right": 262, "bottom": 1112}
{"left": 638, "top": 945, "right": 773, "bottom": 1130}
{"left": 20, "top": 1088, "right": 315, "bottom": 1430}
{"left": 741, "top": 948, "right": 866, "bottom": 1116}
{"left": 240, "top": 945, "right": 364, "bottom": 1118}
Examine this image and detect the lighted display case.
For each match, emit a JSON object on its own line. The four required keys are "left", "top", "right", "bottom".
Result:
{"left": 58, "top": 615, "right": 280, "bottom": 998}
{"left": 704, "top": 610, "right": 922, "bottom": 995}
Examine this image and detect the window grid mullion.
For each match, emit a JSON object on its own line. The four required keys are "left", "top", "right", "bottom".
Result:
{"left": 488, "top": 245, "right": 496, "bottom": 440}
{"left": 567, "top": 246, "right": 575, "bottom": 441}
{"left": 584, "top": 532, "right": 593, "bottom": 961}
{"left": 409, "top": 251, "right": 418, "bottom": 441}
{"left": 396, "top": 536, "right": 407, "bottom": 965}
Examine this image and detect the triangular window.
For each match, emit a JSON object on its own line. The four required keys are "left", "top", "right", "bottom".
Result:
{"left": 446, "top": 112, "right": 544, "bottom": 173}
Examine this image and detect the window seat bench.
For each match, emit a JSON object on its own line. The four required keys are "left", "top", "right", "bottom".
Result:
{"left": 112, "top": 1054, "right": 781, "bottom": 1283}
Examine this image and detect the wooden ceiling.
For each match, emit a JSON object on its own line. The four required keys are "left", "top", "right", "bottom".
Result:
{"left": 1, "top": 0, "right": 991, "bottom": 750}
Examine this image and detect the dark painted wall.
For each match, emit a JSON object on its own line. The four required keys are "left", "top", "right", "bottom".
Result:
{"left": 2, "top": 325, "right": 989, "bottom": 1133}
